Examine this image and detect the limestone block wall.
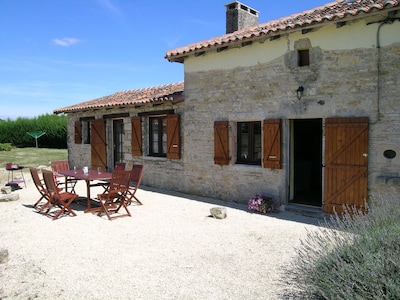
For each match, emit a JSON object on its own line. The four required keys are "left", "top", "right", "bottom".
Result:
{"left": 181, "top": 41, "right": 400, "bottom": 204}
{"left": 368, "top": 42, "right": 400, "bottom": 198}
{"left": 66, "top": 102, "right": 185, "bottom": 191}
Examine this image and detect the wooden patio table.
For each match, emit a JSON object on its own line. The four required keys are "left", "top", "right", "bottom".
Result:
{"left": 58, "top": 169, "right": 112, "bottom": 213}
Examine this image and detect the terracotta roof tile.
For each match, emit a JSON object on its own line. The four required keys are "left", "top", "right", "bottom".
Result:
{"left": 54, "top": 82, "right": 184, "bottom": 114}
{"left": 166, "top": 0, "right": 399, "bottom": 62}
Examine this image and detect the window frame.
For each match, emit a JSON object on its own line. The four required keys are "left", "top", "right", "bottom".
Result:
{"left": 236, "top": 121, "right": 262, "bottom": 165}
{"left": 149, "top": 115, "right": 167, "bottom": 157}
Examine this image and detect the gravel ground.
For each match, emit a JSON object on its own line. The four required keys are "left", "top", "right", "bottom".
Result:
{"left": 0, "top": 172, "right": 323, "bottom": 299}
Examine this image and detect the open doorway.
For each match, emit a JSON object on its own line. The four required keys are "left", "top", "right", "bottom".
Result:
{"left": 290, "top": 119, "right": 322, "bottom": 207}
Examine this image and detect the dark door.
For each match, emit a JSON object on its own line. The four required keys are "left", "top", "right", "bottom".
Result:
{"left": 113, "top": 119, "right": 124, "bottom": 168}
{"left": 291, "top": 119, "right": 323, "bottom": 207}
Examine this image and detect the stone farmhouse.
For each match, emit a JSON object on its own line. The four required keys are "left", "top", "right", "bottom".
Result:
{"left": 55, "top": 0, "right": 400, "bottom": 213}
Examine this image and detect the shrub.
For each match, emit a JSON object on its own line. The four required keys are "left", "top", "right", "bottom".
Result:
{"left": 0, "top": 143, "right": 12, "bottom": 151}
{"left": 284, "top": 195, "right": 400, "bottom": 299}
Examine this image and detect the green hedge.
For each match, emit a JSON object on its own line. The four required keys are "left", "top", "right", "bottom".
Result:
{"left": 0, "top": 114, "right": 67, "bottom": 149}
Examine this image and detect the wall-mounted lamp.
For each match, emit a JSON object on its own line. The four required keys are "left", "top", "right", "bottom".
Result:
{"left": 296, "top": 86, "right": 304, "bottom": 100}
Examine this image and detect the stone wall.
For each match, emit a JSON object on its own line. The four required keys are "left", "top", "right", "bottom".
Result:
{"left": 181, "top": 40, "right": 400, "bottom": 204}
{"left": 66, "top": 102, "right": 185, "bottom": 191}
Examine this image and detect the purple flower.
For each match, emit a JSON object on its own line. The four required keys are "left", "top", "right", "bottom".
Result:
{"left": 248, "top": 193, "right": 276, "bottom": 213}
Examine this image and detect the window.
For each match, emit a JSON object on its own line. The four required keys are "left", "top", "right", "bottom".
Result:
{"left": 237, "top": 121, "right": 261, "bottom": 165}
{"left": 298, "top": 49, "right": 310, "bottom": 67}
{"left": 149, "top": 116, "right": 167, "bottom": 157}
{"left": 214, "top": 119, "right": 282, "bottom": 168}
{"left": 75, "top": 118, "right": 94, "bottom": 144}
{"left": 82, "top": 120, "right": 91, "bottom": 144}
{"left": 135, "top": 112, "right": 180, "bottom": 159}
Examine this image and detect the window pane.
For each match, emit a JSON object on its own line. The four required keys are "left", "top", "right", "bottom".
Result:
{"left": 162, "top": 118, "right": 167, "bottom": 153}
{"left": 152, "top": 140, "right": 158, "bottom": 153}
{"left": 151, "top": 119, "right": 159, "bottom": 153}
{"left": 239, "top": 123, "right": 249, "bottom": 159}
{"left": 253, "top": 122, "right": 261, "bottom": 159}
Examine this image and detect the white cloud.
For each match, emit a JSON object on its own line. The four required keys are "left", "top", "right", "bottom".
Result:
{"left": 53, "top": 37, "right": 80, "bottom": 47}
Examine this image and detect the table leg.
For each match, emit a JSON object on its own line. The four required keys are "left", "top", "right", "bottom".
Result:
{"left": 64, "top": 176, "right": 68, "bottom": 192}
{"left": 86, "top": 180, "right": 91, "bottom": 209}
{"left": 84, "top": 179, "right": 101, "bottom": 213}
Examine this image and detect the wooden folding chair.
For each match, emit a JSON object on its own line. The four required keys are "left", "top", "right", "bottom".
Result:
{"left": 51, "top": 160, "right": 78, "bottom": 193}
{"left": 114, "top": 162, "right": 126, "bottom": 171}
{"left": 97, "top": 170, "right": 131, "bottom": 220}
{"left": 30, "top": 167, "right": 49, "bottom": 210}
{"left": 126, "top": 164, "right": 144, "bottom": 205}
{"left": 95, "top": 161, "right": 126, "bottom": 192}
{"left": 42, "top": 169, "right": 78, "bottom": 220}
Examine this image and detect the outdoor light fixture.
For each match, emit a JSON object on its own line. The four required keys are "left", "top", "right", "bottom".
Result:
{"left": 296, "top": 86, "right": 304, "bottom": 100}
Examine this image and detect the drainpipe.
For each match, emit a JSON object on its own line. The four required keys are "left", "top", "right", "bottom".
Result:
{"left": 368, "top": 15, "right": 400, "bottom": 121}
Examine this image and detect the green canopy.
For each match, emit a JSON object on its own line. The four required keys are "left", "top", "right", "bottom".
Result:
{"left": 27, "top": 131, "right": 46, "bottom": 148}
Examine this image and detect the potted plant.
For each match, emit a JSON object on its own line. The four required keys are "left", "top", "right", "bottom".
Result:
{"left": 248, "top": 194, "right": 277, "bottom": 213}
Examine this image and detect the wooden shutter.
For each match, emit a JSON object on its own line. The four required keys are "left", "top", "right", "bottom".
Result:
{"left": 263, "top": 119, "right": 282, "bottom": 169}
{"left": 214, "top": 121, "right": 229, "bottom": 165}
{"left": 90, "top": 119, "right": 107, "bottom": 170}
{"left": 74, "top": 120, "right": 82, "bottom": 144}
{"left": 166, "top": 114, "right": 181, "bottom": 159}
{"left": 324, "top": 117, "right": 368, "bottom": 214}
{"left": 131, "top": 117, "right": 142, "bottom": 156}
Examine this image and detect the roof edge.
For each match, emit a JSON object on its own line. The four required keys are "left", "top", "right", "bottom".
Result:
{"left": 165, "top": 0, "right": 400, "bottom": 62}
{"left": 54, "top": 82, "right": 184, "bottom": 115}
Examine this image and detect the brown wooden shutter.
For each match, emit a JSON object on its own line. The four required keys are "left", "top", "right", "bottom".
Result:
{"left": 263, "top": 119, "right": 282, "bottom": 169}
{"left": 131, "top": 117, "right": 142, "bottom": 156}
{"left": 214, "top": 121, "right": 229, "bottom": 165}
{"left": 166, "top": 114, "right": 180, "bottom": 159}
{"left": 324, "top": 117, "right": 368, "bottom": 214}
{"left": 74, "top": 120, "right": 82, "bottom": 144}
{"left": 90, "top": 119, "right": 107, "bottom": 170}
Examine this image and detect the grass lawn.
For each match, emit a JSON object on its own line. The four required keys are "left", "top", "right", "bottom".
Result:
{"left": 0, "top": 148, "right": 68, "bottom": 182}
{"left": 0, "top": 147, "right": 67, "bottom": 168}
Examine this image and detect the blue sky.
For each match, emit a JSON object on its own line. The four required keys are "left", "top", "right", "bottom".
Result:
{"left": 0, "top": 0, "right": 329, "bottom": 119}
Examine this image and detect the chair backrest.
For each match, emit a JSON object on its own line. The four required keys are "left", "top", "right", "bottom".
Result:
{"left": 108, "top": 170, "right": 131, "bottom": 194}
{"left": 114, "top": 162, "right": 126, "bottom": 171}
{"left": 42, "top": 169, "right": 59, "bottom": 196}
{"left": 129, "top": 164, "right": 144, "bottom": 188}
{"left": 51, "top": 160, "right": 70, "bottom": 173}
{"left": 30, "top": 167, "right": 44, "bottom": 190}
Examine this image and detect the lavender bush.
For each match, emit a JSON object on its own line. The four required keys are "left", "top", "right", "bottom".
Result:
{"left": 284, "top": 194, "right": 400, "bottom": 299}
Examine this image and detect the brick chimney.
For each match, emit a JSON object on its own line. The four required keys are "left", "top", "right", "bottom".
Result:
{"left": 225, "top": 2, "right": 259, "bottom": 34}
